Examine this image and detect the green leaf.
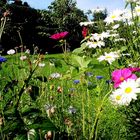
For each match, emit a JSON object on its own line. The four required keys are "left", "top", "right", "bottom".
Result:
{"left": 21, "top": 107, "right": 41, "bottom": 116}
{"left": 13, "top": 135, "right": 27, "bottom": 140}
{"left": 28, "top": 117, "right": 57, "bottom": 131}
{"left": 3, "top": 120, "right": 25, "bottom": 135}
{"left": 72, "top": 42, "right": 87, "bottom": 54}
{"left": 72, "top": 54, "right": 91, "bottom": 69}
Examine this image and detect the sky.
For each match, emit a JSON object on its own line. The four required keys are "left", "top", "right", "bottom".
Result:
{"left": 22, "top": 0, "right": 126, "bottom": 13}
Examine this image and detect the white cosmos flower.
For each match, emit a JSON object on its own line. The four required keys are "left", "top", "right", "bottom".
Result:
{"left": 97, "top": 51, "right": 119, "bottom": 64}
{"left": 7, "top": 49, "right": 15, "bottom": 55}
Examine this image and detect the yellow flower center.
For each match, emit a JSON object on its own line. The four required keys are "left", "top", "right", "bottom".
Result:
{"left": 111, "top": 15, "right": 116, "bottom": 19}
{"left": 125, "top": 87, "right": 132, "bottom": 94}
{"left": 136, "top": 9, "right": 140, "bottom": 12}
{"left": 116, "top": 95, "right": 121, "bottom": 100}
{"left": 120, "top": 77, "right": 124, "bottom": 81}
{"left": 105, "top": 56, "right": 112, "bottom": 59}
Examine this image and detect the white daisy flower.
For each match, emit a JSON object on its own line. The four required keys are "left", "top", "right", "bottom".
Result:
{"left": 110, "top": 91, "right": 129, "bottom": 106}
{"left": 7, "top": 49, "right": 15, "bottom": 55}
{"left": 86, "top": 40, "right": 105, "bottom": 48}
{"left": 135, "top": 6, "right": 140, "bottom": 16}
{"left": 97, "top": 51, "right": 119, "bottom": 64}
{"left": 119, "top": 79, "right": 140, "bottom": 103}
{"left": 104, "top": 9, "right": 124, "bottom": 23}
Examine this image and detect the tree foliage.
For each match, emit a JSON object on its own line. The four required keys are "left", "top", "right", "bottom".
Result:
{"left": 0, "top": 0, "right": 87, "bottom": 53}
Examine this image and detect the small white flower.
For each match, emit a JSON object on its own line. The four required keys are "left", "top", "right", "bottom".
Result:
{"left": 38, "top": 63, "right": 45, "bottom": 67}
{"left": 50, "top": 73, "right": 61, "bottom": 79}
{"left": 79, "top": 21, "right": 94, "bottom": 26}
{"left": 20, "top": 55, "right": 27, "bottom": 61}
{"left": 7, "top": 49, "right": 15, "bottom": 55}
{"left": 68, "top": 106, "right": 77, "bottom": 114}
{"left": 114, "top": 38, "right": 126, "bottom": 42}
{"left": 112, "top": 24, "right": 120, "bottom": 29}
{"left": 86, "top": 40, "right": 105, "bottom": 48}
{"left": 25, "top": 49, "right": 30, "bottom": 54}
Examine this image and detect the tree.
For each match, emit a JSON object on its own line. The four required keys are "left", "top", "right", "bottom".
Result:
{"left": 1, "top": 0, "right": 40, "bottom": 53}
{"left": 48, "top": 0, "right": 87, "bottom": 51}
{"left": 92, "top": 7, "right": 107, "bottom": 21}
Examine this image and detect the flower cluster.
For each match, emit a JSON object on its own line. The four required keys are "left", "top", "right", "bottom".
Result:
{"left": 110, "top": 68, "right": 140, "bottom": 106}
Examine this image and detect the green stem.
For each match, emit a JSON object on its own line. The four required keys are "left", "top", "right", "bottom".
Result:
{"left": 89, "top": 87, "right": 112, "bottom": 140}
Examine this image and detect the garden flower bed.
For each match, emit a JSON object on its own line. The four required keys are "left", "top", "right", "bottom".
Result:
{"left": 1, "top": 0, "right": 140, "bottom": 139}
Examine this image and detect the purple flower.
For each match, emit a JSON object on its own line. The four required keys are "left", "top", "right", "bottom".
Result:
{"left": 96, "top": 76, "right": 103, "bottom": 80}
{"left": 73, "top": 80, "right": 80, "bottom": 84}
{"left": 0, "top": 56, "right": 7, "bottom": 62}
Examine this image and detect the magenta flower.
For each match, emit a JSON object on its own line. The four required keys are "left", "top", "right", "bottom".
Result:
{"left": 112, "top": 68, "right": 137, "bottom": 88}
{"left": 128, "top": 67, "right": 140, "bottom": 72}
{"left": 50, "top": 31, "right": 69, "bottom": 40}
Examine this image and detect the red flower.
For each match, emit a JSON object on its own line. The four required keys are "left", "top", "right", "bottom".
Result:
{"left": 50, "top": 31, "right": 69, "bottom": 40}
{"left": 82, "top": 26, "right": 88, "bottom": 38}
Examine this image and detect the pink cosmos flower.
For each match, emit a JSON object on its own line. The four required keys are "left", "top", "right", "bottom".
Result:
{"left": 112, "top": 68, "right": 137, "bottom": 88}
{"left": 128, "top": 67, "right": 140, "bottom": 72}
{"left": 50, "top": 31, "right": 69, "bottom": 40}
